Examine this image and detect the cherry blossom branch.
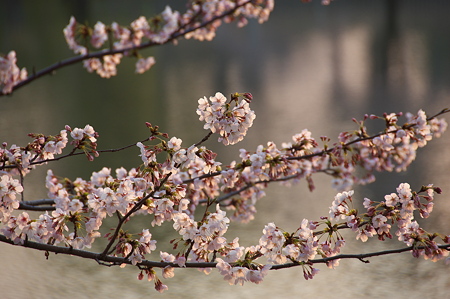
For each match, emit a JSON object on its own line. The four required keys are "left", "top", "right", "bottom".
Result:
{"left": 0, "top": 137, "right": 151, "bottom": 171}
{"left": 271, "top": 243, "right": 450, "bottom": 270}
{"left": 0, "top": 0, "right": 255, "bottom": 96}
{"left": 18, "top": 199, "right": 55, "bottom": 211}
{"left": 202, "top": 172, "right": 313, "bottom": 205}
{"left": 100, "top": 172, "right": 172, "bottom": 257}
{"left": 10, "top": 107, "right": 449, "bottom": 213}
{"left": 2, "top": 1, "right": 449, "bottom": 293}
{"left": 288, "top": 107, "right": 450, "bottom": 162}
{"left": 0, "top": 233, "right": 447, "bottom": 270}
{"left": 182, "top": 108, "right": 450, "bottom": 186}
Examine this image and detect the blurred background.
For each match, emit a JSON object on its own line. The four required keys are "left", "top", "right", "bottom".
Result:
{"left": 1, "top": 0, "right": 449, "bottom": 298}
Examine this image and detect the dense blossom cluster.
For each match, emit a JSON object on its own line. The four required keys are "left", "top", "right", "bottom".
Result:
{"left": 0, "top": 51, "right": 27, "bottom": 94}
{"left": 0, "top": 90, "right": 448, "bottom": 292}
{"left": 197, "top": 92, "right": 256, "bottom": 145}
{"left": 329, "top": 183, "right": 449, "bottom": 261}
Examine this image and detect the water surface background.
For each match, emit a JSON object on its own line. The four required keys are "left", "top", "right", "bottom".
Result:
{"left": 1, "top": 1, "right": 450, "bottom": 298}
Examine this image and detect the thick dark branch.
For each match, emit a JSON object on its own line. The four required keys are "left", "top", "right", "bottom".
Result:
{"left": 1, "top": 234, "right": 448, "bottom": 270}
{"left": 19, "top": 199, "right": 56, "bottom": 211}
{"left": 0, "top": 234, "right": 212, "bottom": 268}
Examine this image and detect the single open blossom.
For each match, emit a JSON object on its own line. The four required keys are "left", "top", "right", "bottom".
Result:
{"left": 160, "top": 251, "right": 176, "bottom": 263}
{"left": 70, "top": 128, "right": 84, "bottom": 140}
{"left": 384, "top": 193, "right": 399, "bottom": 207}
{"left": 129, "top": 252, "right": 143, "bottom": 265}
{"left": 162, "top": 266, "right": 175, "bottom": 278}
{"left": 154, "top": 279, "right": 168, "bottom": 293}
{"left": 136, "top": 142, "right": 156, "bottom": 166}
{"left": 372, "top": 214, "right": 387, "bottom": 228}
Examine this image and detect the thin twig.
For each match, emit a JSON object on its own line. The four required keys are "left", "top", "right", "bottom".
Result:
{"left": 194, "top": 131, "right": 213, "bottom": 147}
{"left": 0, "top": 138, "right": 149, "bottom": 171}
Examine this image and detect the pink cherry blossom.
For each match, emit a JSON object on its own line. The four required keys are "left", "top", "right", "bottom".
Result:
{"left": 135, "top": 57, "right": 155, "bottom": 74}
{"left": 0, "top": 51, "right": 27, "bottom": 94}
{"left": 91, "top": 21, "right": 108, "bottom": 48}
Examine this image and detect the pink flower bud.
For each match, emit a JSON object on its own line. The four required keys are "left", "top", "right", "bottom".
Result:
{"left": 434, "top": 187, "right": 442, "bottom": 194}
{"left": 137, "top": 271, "right": 144, "bottom": 280}
{"left": 243, "top": 92, "right": 253, "bottom": 102}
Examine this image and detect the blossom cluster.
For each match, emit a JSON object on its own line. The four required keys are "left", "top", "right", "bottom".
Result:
{"left": 0, "top": 51, "right": 27, "bottom": 94}
{"left": 183, "top": 0, "right": 274, "bottom": 40}
{"left": 197, "top": 92, "right": 256, "bottom": 145}
{"left": 0, "top": 174, "right": 23, "bottom": 222}
{"left": 0, "top": 92, "right": 449, "bottom": 292}
{"left": 216, "top": 257, "right": 272, "bottom": 285}
{"left": 213, "top": 182, "right": 448, "bottom": 285}
{"left": 195, "top": 108, "right": 447, "bottom": 224}
{"left": 0, "top": 125, "right": 98, "bottom": 179}
{"left": 60, "top": 1, "right": 274, "bottom": 78}
{"left": 1, "top": 1, "right": 276, "bottom": 95}
{"left": 328, "top": 183, "right": 449, "bottom": 262}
